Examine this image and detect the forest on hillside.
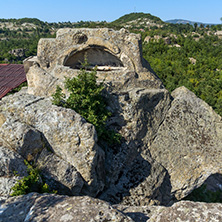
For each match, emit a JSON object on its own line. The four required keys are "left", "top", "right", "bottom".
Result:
{"left": 142, "top": 24, "right": 222, "bottom": 116}
{"left": 0, "top": 15, "right": 222, "bottom": 116}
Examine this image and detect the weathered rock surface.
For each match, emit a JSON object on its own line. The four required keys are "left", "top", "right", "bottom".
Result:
{"left": 0, "top": 88, "right": 174, "bottom": 206}
{"left": 0, "top": 193, "right": 133, "bottom": 222}
{"left": 0, "top": 120, "right": 45, "bottom": 161}
{"left": 37, "top": 148, "right": 84, "bottom": 195}
{"left": 99, "top": 88, "right": 174, "bottom": 206}
{"left": 0, "top": 92, "right": 105, "bottom": 196}
{"left": 1, "top": 193, "right": 221, "bottom": 222}
{"left": 149, "top": 86, "right": 222, "bottom": 200}
{"left": 22, "top": 28, "right": 174, "bottom": 205}
{"left": 0, "top": 146, "right": 28, "bottom": 196}
{"left": 0, "top": 146, "right": 27, "bottom": 178}
{"left": 116, "top": 201, "right": 222, "bottom": 222}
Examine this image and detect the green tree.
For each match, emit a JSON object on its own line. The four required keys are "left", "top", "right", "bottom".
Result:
{"left": 194, "top": 23, "right": 198, "bottom": 31}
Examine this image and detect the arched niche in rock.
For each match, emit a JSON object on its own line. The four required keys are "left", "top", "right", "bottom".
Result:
{"left": 64, "top": 46, "right": 124, "bottom": 71}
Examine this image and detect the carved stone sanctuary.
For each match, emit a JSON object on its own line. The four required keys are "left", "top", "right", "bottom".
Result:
{"left": 24, "top": 28, "right": 163, "bottom": 97}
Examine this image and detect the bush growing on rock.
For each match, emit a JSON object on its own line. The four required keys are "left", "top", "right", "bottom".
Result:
{"left": 11, "top": 160, "right": 50, "bottom": 196}
{"left": 52, "top": 62, "right": 121, "bottom": 145}
{"left": 184, "top": 184, "right": 222, "bottom": 203}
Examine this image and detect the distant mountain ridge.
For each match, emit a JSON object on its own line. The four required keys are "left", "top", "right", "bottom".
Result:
{"left": 166, "top": 19, "right": 218, "bottom": 26}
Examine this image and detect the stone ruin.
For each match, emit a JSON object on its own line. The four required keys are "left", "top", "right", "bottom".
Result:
{"left": 24, "top": 28, "right": 163, "bottom": 96}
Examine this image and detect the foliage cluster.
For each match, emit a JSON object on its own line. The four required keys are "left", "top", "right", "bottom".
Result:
{"left": 0, "top": 18, "right": 45, "bottom": 26}
{"left": 143, "top": 33, "right": 222, "bottom": 116}
{"left": 52, "top": 64, "right": 121, "bottom": 145}
{"left": 184, "top": 184, "right": 222, "bottom": 203}
{"left": 0, "top": 27, "right": 55, "bottom": 64}
{"left": 11, "top": 160, "right": 50, "bottom": 196}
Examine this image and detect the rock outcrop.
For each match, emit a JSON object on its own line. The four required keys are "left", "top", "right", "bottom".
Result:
{"left": 0, "top": 92, "right": 105, "bottom": 196}
{"left": 0, "top": 28, "right": 221, "bottom": 220}
{"left": 1, "top": 193, "right": 221, "bottom": 222}
{"left": 0, "top": 85, "right": 173, "bottom": 206}
{"left": 149, "top": 86, "right": 222, "bottom": 200}
{"left": 99, "top": 88, "right": 173, "bottom": 206}
{"left": 0, "top": 146, "right": 28, "bottom": 196}
{"left": 8, "top": 48, "right": 26, "bottom": 57}
{"left": 116, "top": 201, "right": 222, "bottom": 222}
{"left": 0, "top": 193, "right": 133, "bottom": 222}
{"left": 22, "top": 28, "right": 175, "bottom": 205}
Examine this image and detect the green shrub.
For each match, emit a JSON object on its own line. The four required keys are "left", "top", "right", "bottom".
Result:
{"left": 184, "top": 184, "right": 222, "bottom": 203}
{"left": 52, "top": 64, "right": 121, "bottom": 145}
{"left": 11, "top": 160, "right": 50, "bottom": 196}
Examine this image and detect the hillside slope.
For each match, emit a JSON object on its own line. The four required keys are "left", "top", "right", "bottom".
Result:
{"left": 111, "top": 12, "right": 164, "bottom": 28}
{"left": 165, "top": 19, "right": 217, "bottom": 26}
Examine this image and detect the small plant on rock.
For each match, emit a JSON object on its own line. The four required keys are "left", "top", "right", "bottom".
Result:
{"left": 11, "top": 160, "right": 50, "bottom": 196}
{"left": 184, "top": 184, "right": 222, "bottom": 203}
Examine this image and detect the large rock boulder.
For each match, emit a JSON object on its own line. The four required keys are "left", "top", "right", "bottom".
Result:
{"left": 99, "top": 88, "right": 174, "bottom": 206}
{"left": 149, "top": 86, "right": 222, "bottom": 200}
{"left": 0, "top": 193, "right": 133, "bottom": 222}
{"left": 0, "top": 92, "right": 105, "bottom": 196}
{"left": 116, "top": 201, "right": 222, "bottom": 222}
{"left": 1, "top": 193, "right": 221, "bottom": 222}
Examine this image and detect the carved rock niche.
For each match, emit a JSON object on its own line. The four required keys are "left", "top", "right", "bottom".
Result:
{"left": 24, "top": 28, "right": 162, "bottom": 97}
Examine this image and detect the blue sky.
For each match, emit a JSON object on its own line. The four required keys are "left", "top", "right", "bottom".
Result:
{"left": 1, "top": 0, "right": 222, "bottom": 24}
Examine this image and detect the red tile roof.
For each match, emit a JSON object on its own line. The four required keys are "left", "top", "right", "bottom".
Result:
{"left": 0, "top": 64, "right": 26, "bottom": 99}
